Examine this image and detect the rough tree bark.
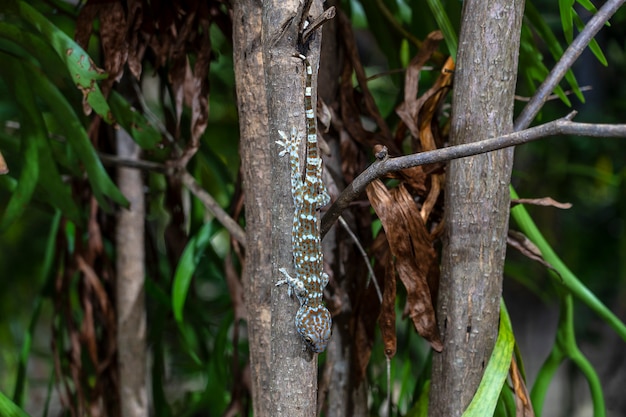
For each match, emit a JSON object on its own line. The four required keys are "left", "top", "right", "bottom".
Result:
{"left": 262, "top": 1, "right": 324, "bottom": 416}
{"left": 429, "top": 1, "right": 525, "bottom": 415}
{"left": 232, "top": 1, "right": 273, "bottom": 416}
{"left": 115, "top": 129, "right": 148, "bottom": 417}
{"left": 235, "top": 0, "right": 325, "bottom": 415}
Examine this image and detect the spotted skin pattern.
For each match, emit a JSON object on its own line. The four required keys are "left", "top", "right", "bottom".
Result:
{"left": 275, "top": 54, "right": 331, "bottom": 353}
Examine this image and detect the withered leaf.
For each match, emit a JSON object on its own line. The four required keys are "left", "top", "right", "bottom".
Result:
{"left": 379, "top": 256, "right": 397, "bottom": 359}
{"left": 366, "top": 179, "right": 442, "bottom": 351}
{"left": 511, "top": 197, "right": 572, "bottom": 209}
{"left": 395, "top": 31, "right": 444, "bottom": 141}
{"left": 510, "top": 355, "right": 535, "bottom": 417}
{"left": 507, "top": 230, "right": 561, "bottom": 280}
{"left": 100, "top": 1, "right": 128, "bottom": 83}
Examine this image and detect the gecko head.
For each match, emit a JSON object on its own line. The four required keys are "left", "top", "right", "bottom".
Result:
{"left": 296, "top": 304, "right": 332, "bottom": 353}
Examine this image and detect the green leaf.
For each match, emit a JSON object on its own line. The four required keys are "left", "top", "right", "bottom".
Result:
{"left": 425, "top": 0, "right": 458, "bottom": 60}
{"left": 31, "top": 61, "right": 128, "bottom": 210}
{"left": 14, "top": 1, "right": 113, "bottom": 123}
{"left": 0, "top": 58, "right": 40, "bottom": 230}
{"left": 172, "top": 221, "right": 216, "bottom": 324}
{"left": 558, "top": 0, "right": 575, "bottom": 43}
{"left": 462, "top": 300, "right": 514, "bottom": 417}
{"left": 108, "top": 92, "right": 162, "bottom": 150}
{"left": 524, "top": 2, "right": 583, "bottom": 104}
{"left": 572, "top": 13, "right": 608, "bottom": 66}
{"left": 576, "top": 0, "right": 598, "bottom": 13}
{"left": 0, "top": 390, "right": 31, "bottom": 417}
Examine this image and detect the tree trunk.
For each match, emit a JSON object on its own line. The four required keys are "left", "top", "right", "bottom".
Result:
{"left": 232, "top": 1, "right": 272, "bottom": 416}
{"left": 262, "top": 1, "right": 324, "bottom": 416}
{"left": 429, "top": 1, "right": 525, "bottom": 415}
{"left": 115, "top": 128, "right": 148, "bottom": 417}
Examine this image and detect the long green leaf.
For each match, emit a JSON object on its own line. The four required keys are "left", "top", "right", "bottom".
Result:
{"left": 109, "top": 91, "right": 162, "bottom": 150}
{"left": 172, "top": 221, "right": 216, "bottom": 324}
{"left": 425, "top": 0, "right": 458, "bottom": 60}
{"left": 0, "top": 57, "right": 40, "bottom": 230}
{"left": 13, "top": 211, "right": 60, "bottom": 405}
{"left": 510, "top": 186, "right": 626, "bottom": 341}
{"left": 462, "top": 300, "right": 514, "bottom": 417}
{"left": 15, "top": 1, "right": 113, "bottom": 123}
{"left": 0, "top": 390, "right": 31, "bottom": 417}
{"left": 31, "top": 61, "right": 128, "bottom": 210}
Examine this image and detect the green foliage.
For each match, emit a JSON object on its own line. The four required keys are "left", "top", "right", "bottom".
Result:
{"left": 1, "top": 0, "right": 624, "bottom": 416}
{"left": 462, "top": 302, "right": 515, "bottom": 417}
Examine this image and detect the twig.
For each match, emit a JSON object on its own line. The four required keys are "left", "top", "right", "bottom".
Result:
{"left": 98, "top": 152, "right": 168, "bottom": 173}
{"left": 321, "top": 112, "right": 626, "bottom": 237}
{"left": 99, "top": 152, "right": 245, "bottom": 246}
{"left": 514, "top": 85, "right": 593, "bottom": 102}
{"left": 337, "top": 216, "right": 382, "bottom": 303}
{"left": 180, "top": 170, "right": 246, "bottom": 247}
{"left": 514, "top": 0, "right": 625, "bottom": 131}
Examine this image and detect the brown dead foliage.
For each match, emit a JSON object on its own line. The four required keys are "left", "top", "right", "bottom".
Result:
{"left": 325, "top": 12, "right": 450, "bottom": 384}
{"left": 52, "top": 218, "right": 119, "bottom": 417}
{"left": 510, "top": 355, "right": 535, "bottom": 417}
{"left": 508, "top": 230, "right": 561, "bottom": 280}
{"left": 75, "top": 0, "right": 230, "bottom": 150}
{"left": 511, "top": 197, "right": 572, "bottom": 209}
{"left": 366, "top": 180, "right": 442, "bottom": 352}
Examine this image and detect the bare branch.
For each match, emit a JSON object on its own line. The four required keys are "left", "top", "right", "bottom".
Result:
{"left": 321, "top": 113, "right": 626, "bottom": 237}
{"left": 180, "top": 170, "right": 246, "bottom": 247}
{"left": 514, "top": 0, "right": 625, "bottom": 130}
{"left": 98, "top": 152, "right": 168, "bottom": 173}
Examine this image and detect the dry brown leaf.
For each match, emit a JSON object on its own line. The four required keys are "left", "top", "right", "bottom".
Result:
{"left": 126, "top": 0, "right": 145, "bottom": 79}
{"left": 337, "top": 11, "right": 397, "bottom": 154}
{"left": 507, "top": 230, "right": 561, "bottom": 280}
{"left": 366, "top": 179, "right": 442, "bottom": 351}
{"left": 396, "top": 31, "right": 444, "bottom": 140}
{"left": 190, "top": 18, "right": 212, "bottom": 146}
{"left": 74, "top": 3, "right": 100, "bottom": 49}
{"left": 0, "top": 150, "right": 8, "bottom": 174}
{"left": 379, "top": 256, "right": 397, "bottom": 359}
{"left": 510, "top": 355, "right": 535, "bottom": 417}
{"left": 511, "top": 197, "right": 572, "bottom": 209}
{"left": 100, "top": 2, "right": 128, "bottom": 83}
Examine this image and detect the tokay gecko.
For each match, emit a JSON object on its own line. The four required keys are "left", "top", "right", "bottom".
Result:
{"left": 275, "top": 54, "right": 332, "bottom": 353}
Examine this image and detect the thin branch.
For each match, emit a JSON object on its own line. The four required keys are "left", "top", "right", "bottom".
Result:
{"left": 337, "top": 216, "right": 382, "bottom": 303}
{"left": 321, "top": 113, "right": 626, "bottom": 237}
{"left": 514, "top": 0, "right": 625, "bottom": 131}
{"left": 98, "top": 152, "right": 168, "bottom": 173}
{"left": 180, "top": 170, "right": 246, "bottom": 247}
{"left": 514, "top": 85, "right": 593, "bottom": 102}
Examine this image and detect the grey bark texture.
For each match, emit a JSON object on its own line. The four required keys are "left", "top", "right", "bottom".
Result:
{"left": 262, "top": 1, "right": 325, "bottom": 415}
{"left": 429, "top": 1, "right": 525, "bottom": 415}
{"left": 115, "top": 128, "right": 148, "bottom": 417}
{"left": 235, "top": 0, "right": 326, "bottom": 415}
{"left": 232, "top": 1, "right": 273, "bottom": 416}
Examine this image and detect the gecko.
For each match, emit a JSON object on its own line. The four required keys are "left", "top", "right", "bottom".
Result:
{"left": 275, "top": 53, "right": 332, "bottom": 353}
